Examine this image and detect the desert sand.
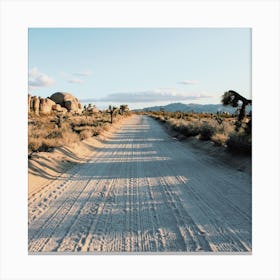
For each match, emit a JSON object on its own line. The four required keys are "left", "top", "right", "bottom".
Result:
{"left": 28, "top": 115, "right": 251, "bottom": 252}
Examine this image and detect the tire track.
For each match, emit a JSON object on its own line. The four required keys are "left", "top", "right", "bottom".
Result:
{"left": 28, "top": 115, "right": 251, "bottom": 253}
{"left": 28, "top": 146, "right": 109, "bottom": 225}
{"left": 56, "top": 140, "right": 126, "bottom": 252}
{"left": 149, "top": 118, "right": 251, "bottom": 251}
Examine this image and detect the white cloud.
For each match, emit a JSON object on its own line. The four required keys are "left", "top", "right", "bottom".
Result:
{"left": 81, "top": 89, "right": 210, "bottom": 103}
{"left": 73, "top": 71, "right": 92, "bottom": 77}
{"left": 67, "top": 78, "right": 84, "bottom": 84}
{"left": 28, "top": 67, "right": 54, "bottom": 89}
{"left": 59, "top": 70, "right": 91, "bottom": 83}
{"left": 179, "top": 80, "right": 199, "bottom": 85}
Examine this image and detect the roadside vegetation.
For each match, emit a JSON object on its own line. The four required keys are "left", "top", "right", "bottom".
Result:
{"left": 28, "top": 107, "right": 132, "bottom": 155}
{"left": 145, "top": 91, "right": 252, "bottom": 155}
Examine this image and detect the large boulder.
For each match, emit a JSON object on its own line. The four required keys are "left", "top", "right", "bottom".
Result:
{"left": 61, "top": 107, "right": 68, "bottom": 114}
{"left": 49, "top": 92, "right": 82, "bottom": 113}
{"left": 52, "top": 104, "right": 63, "bottom": 112}
{"left": 39, "top": 98, "right": 56, "bottom": 114}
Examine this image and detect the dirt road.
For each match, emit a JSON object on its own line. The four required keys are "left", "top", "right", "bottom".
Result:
{"left": 28, "top": 115, "right": 251, "bottom": 253}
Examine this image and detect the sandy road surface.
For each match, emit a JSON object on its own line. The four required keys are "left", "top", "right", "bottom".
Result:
{"left": 28, "top": 115, "right": 251, "bottom": 253}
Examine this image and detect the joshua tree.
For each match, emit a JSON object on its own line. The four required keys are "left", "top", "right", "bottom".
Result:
{"left": 222, "top": 90, "right": 252, "bottom": 131}
{"left": 108, "top": 105, "right": 119, "bottom": 124}
{"left": 119, "top": 104, "right": 129, "bottom": 115}
{"left": 215, "top": 112, "right": 224, "bottom": 125}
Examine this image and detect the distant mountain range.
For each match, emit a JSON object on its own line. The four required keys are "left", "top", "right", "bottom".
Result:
{"left": 136, "top": 102, "right": 244, "bottom": 114}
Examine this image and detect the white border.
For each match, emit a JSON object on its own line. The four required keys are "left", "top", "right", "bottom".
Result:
{"left": 1, "top": 1, "right": 279, "bottom": 280}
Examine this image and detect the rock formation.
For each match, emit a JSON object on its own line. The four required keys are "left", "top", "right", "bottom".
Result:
{"left": 49, "top": 92, "right": 82, "bottom": 113}
{"left": 52, "top": 104, "right": 67, "bottom": 114}
{"left": 28, "top": 94, "right": 32, "bottom": 113}
{"left": 28, "top": 92, "right": 82, "bottom": 115}
{"left": 39, "top": 98, "right": 56, "bottom": 114}
{"left": 32, "top": 96, "right": 40, "bottom": 115}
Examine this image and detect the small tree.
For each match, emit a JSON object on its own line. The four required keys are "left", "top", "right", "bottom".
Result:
{"left": 222, "top": 90, "right": 252, "bottom": 132}
{"left": 108, "top": 105, "right": 118, "bottom": 124}
{"left": 119, "top": 104, "right": 129, "bottom": 115}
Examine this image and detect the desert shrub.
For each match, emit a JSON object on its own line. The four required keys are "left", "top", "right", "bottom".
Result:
{"left": 37, "top": 143, "right": 50, "bottom": 152}
{"left": 199, "top": 123, "right": 215, "bottom": 140}
{"left": 153, "top": 115, "right": 166, "bottom": 122}
{"left": 28, "top": 139, "right": 57, "bottom": 152}
{"left": 28, "top": 140, "right": 42, "bottom": 152}
{"left": 226, "top": 132, "right": 251, "bottom": 154}
{"left": 149, "top": 112, "right": 236, "bottom": 144}
{"left": 222, "top": 121, "right": 235, "bottom": 135}
{"left": 167, "top": 119, "right": 200, "bottom": 137}
{"left": 92, "top": 126, "right": 102, "bottom": 136}
{"left": 179, "top": 123, "right": 200, "bottom": 137}
{"left": 46, "top": 130, "right": 62, "bottom": 139}
{"left": 28, "top": 110, "right": 132, "bottom": 153}
{"left": 61, "top": 130, "right": 80, "bottom": 145}
{"left": 102, "top": 123, "right": 110, "bottom": 131}
{"left": 211, "top": 133, "right": 228, "bottom": 146}
{"left": 29, "top": 122, "right": 78, "bottom": 152}
{"left": 79, "top": 129, "right": 92, "bottom": 140}
{"left": 72, "top": 125, "right": 92, "bottom": 133}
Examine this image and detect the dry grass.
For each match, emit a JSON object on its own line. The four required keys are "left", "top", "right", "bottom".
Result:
{"left": 211, "top": 133, "right": 228, "bottom": 146}
{"left": 167, "top": 118, "right": 200, "bottom": 137}
{"left": 28, "top": 111, "right": 132, "bottom": 153}
{"left": 28, "top": 121, "right": 80, "bottom": 152}
{"left": 146, "top": 111, "right": 251, "bottom": 154}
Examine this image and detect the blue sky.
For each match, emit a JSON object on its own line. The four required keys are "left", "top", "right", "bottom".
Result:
{"left": 28, "top": 28, "right": 251, "bottom": 109}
